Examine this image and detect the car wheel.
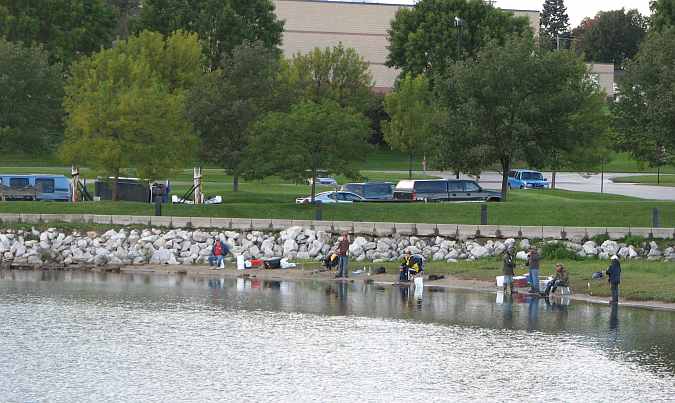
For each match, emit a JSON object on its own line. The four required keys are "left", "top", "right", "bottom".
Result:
{"left": 520, "top": 185, "right": 524, "bottom": 189}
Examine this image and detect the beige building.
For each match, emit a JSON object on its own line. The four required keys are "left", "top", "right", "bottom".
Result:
{"left": 273, "top": 0, "right": 613, "bottom": 96}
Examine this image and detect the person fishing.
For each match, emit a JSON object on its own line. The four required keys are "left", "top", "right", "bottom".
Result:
{"left": 606, "top": 255, "right": 621, "bottom": 304}
{"left": 209, "top": 238, "right": 230, "bottom": 268}
{"left": 399, "top": 250, "right": 424, "bottom": 282}
{"left": 502, "top": 246, "right": 516, "bottom": 294}
{"left": 544, "top": 263, "right": 569, "bottom": 296}
{"left": 526, "top": 248, "right": 541, "bottom": 294}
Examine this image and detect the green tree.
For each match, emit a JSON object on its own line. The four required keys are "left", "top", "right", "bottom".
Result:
{"left": 613, "top": 29, "right": 675, "bottom": 182}
{"left": 382, "top": 74, "right": 435, "bottom": 179}
{"left": 244, "top": 101, "right": 370, "bottom": 203}
{"left": 571, "top": 9, "right": 648, "bottom": 69}
{"left": 386, "top": 0, "right": 530, "bottom": 80}
{"left": 0, "top": 38, "right": 64, "bottom": 155}
{"left": 61, "top": 31, "right": 202, "bottom": 200}
{"left": 540, "top": 0, "right": 571, "bottom": 49}
{"left": 186, "top": 41, "right": 281, "bottom": 192}
{"left": 434, "top": 34, "right": 608, "bottom": 200}
{"left": 650, "top": 0, "right": 675, "bottom": 32}
{"left": 138, "top": 0, "right": 283, "bottom": 69}
{"left": 0, "top": 0, "right": 117, "bottom": 65}
{"left": 280, "top": 43, "right": 374, "bottom": 113}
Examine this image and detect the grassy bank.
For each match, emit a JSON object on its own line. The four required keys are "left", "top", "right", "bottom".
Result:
{"left": 373, "top": 259, "right": 675, "bottom": 303}
{"left": 613, "top": 175, "right": 675, "bottom": 187}
{"left": 1, "top": 189, "right": 673, "bottom": 227}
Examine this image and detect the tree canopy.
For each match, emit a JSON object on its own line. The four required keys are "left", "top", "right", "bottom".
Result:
{"left": 61, "top": 31, "right": 202, "bottom": 200}
{"left": 137, "top": 0, "right": 284, "bottom": 69}
{"left": 0, "top": 38, "right": 64, "bottom": 155}
{"left": 613, "top": 28, "right": 675, "bottom": 171}
{"left": 650, "top": 0, "right": 675, "bottom": 32}
{"left": 433, "top": 34, "right": 609, "bottom": 200}
{"left": 0, "top": 0, "right": 117, "bottom": 65}
{"left": 382, "top": 74, "right": 435, "bottom": 179}
{"left": 244, "top": 101, "right": 370, "bottom": 202}
{"left": 279, "top": 43, "right": 374, "bottom": 114}
{"left": 386, "top": 0, "right": 531, "bottom": 80}
{"left": 572, "top": 9, "right": 648, "bottom": 69}
{"left": 540, "top": 0, "right": 570, "bottom": 49}
{"left": 186, "top": 41, "right": 281, "bottom": 192}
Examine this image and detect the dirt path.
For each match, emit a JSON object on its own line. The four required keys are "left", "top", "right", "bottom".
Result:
{"left": 118, "top": 264, "right": 675, "bottom": 312}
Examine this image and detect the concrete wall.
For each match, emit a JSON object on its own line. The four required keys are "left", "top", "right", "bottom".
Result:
{"left": 1, "top": 213, "right": 672, "bottom": 240}
{"left": 273, "top": 0, "right": 541, "bottom": 91}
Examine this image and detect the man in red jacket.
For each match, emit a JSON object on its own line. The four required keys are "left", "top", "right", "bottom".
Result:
{"left": 335, "top": 232, "right": 350, "bottom": 278}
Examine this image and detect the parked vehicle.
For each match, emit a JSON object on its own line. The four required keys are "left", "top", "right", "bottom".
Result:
{"left": 0, "top": 174, "right": 71, "bottom": 201}
{"left": 393, "top": 179, "right": 502, "bottom": 202}
{"left": 306, "top": 177, "right": 338, "bottom": 186}
{"left": 295, "top": 191, "right": 365, "bottom": 204}
{"left": 507, "top": 170, "right": 549, "bottom": 189}
{"left": 340, "top": 182, "right": 394, "bottom": 200}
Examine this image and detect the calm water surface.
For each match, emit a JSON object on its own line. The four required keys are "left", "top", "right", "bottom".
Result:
{"left": 1, "top": 270, "right": 675, "bottom": 402}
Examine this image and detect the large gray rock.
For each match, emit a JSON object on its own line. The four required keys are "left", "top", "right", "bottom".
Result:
{"left": 470, "top": 245, "right": 489, "bottom": 259}
{"left": 150, "top": 248, "right": 173, "bottom": 264}
{"left": 600, "top": 240, "right": 619, "bottom": 255}
{"left": 582, "top": 241, "right": 597, "bottom": 256}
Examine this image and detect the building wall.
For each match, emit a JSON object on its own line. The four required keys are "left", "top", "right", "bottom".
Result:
{"left": 274, "top": 0, "right": 541, "bottom": 90}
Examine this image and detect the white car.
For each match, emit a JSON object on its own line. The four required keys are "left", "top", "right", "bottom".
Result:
{"left": 295, "top": 191, "right": 365, "bottom": 204}
{"left": 306, "top": 177, "right": 338, "bottom": 186}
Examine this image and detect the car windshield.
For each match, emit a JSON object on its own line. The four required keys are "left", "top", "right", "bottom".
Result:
{"left": 521, "top": 172, "right": 544, "bottom": 181}
{"left": 363, "top": 184, "right": 392, "bottom": 197}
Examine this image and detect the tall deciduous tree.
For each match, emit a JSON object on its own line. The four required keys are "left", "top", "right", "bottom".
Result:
{"left": 540, "top": 0, "right": 570, "bottom": 49}
{"left": 650, "top": 0, "right": 675, "bottom": 32}
{"left": 0, "top": 38, "right": 64, "bottom": 155}
{"left": 138, "top": 0, "right": 283, "bottom": 69}
{"left": 280, "top": 43, "right": 374, "bottom": 114}
{"left": 434, "top": 34, "right": 608, "bottom": 200}
{"left": 613, "top": 29, "right": 675, "bottom": 180}
{"left": 186, "top": 41, "right": 281, "bottom": 192}
{"left": 382, "top": 74, "right": 435, "bottom": 179}
{"left": 61, "top": 31, "right": 202, "bottom": 200}
{"left": 243, "top": 101, "right": 370, "bottom": 203}
{"left": 386, "top": 0, "right": 530, "bottom": 80}
{"left": 572, "top": 9, "right": 648, "bottom": 69}
{"left": 0, "top": 0, "right": 117, "bottom": 65}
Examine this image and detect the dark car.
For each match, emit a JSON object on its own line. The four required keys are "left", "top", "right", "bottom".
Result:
{"left": 393, "top": 179, "right": 502, "bottom": 202}
{"left": 340, "top": 182, "right": 394, "bottom": 201}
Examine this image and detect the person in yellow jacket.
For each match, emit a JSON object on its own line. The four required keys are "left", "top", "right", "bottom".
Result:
{"left": 399, "top": 250, "right": 425, "bottom": 282}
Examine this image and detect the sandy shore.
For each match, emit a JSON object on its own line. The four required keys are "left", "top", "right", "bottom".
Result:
{"left": 115, "top": 263, "right": 675, "bottom": 312}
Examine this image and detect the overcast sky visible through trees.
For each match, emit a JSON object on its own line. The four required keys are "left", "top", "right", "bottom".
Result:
{"left": 338, "top": 0, "right": 652, "bottom": 26}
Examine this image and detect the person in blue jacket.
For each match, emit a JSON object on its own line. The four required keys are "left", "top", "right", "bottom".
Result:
{"left": 606, "top": 255, "right": 621, "bottom": 304}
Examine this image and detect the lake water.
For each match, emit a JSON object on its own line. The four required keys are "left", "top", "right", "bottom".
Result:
{"left": 1, "top": 270, "right": 674, "bottom": 402}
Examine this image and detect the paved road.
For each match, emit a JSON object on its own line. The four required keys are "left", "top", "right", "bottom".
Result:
{"left": 414, "top": 171, "right": 675, "bottom": 201}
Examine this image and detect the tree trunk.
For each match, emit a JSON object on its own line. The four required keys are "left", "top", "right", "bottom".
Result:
{"left": 657, "top": 166, "right": 661, "bottom": 185}
{"left": 311, "top": 167, "right": 317, "bottom": 203}
{"left": 232, "top": 173, "right": 239, "bottom": 192}
{"left": 455, "top": 170, "right": 460, "bottom": 180}
{"left": 500, "top": 159, "right": 511, "bottom": 202}
{"left": 552, "top": 171, "right": 557, "bottom": 189}
{"left": 112, "top": 169, "right": 120, "bottom": 202}
{"left": 408, "top": 152, "right": 413, "bottom": 179}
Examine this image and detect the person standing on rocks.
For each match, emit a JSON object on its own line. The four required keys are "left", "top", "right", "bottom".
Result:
{"left": 335, "top": 232, "right": 350, "bottom": 278}
{"left": 502, "top": 246, "right": 516, "bottom": 294}
{"left": 526, "top": 248, "right": 540, "bottom": 294}
{"left": 606, "top": 255, "right": 621, "bottom": 304}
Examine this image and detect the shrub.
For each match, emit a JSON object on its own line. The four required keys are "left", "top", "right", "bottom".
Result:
{"left": 591, "top": 234, "right": 609, "bottom": 244}
{"left": 541, "top": 242, "right": 580, "bottom": 261}
{"left": 622, "top": 235, "right": 646, "bottom": 247}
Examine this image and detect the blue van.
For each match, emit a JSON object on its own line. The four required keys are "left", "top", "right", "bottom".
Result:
{"left": 0, "top": 174, "right": 71, "bottom": 201}
{"left": 507, "top": 170, "right": 549, "bottom": 189}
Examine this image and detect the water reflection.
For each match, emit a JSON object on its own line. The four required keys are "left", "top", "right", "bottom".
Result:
{"left": 1, "top": 269, "right": 675, "bottom": 402}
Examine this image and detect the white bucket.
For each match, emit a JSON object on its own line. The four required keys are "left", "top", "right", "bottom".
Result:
{"left": 236, "top": 255, "right": 245, "bottom": 271}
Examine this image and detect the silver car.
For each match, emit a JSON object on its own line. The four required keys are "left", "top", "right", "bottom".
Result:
{"left": 295, "top": 191, "right": 365, "bottom": 204}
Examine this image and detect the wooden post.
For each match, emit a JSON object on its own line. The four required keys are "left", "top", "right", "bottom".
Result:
{"left": 71, "top": 165, "right": 80, "bottom": 203}
{"left": 194, "top": 167, "right": 203, "bottom": 204}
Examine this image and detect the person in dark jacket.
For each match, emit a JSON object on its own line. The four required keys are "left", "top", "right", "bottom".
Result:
{"left": 399, "top": 250, "right": 425, "bottom": 282}
{"left": 606, "top": 255, "right": 621, "bottom": 304}
{"left": 335, "top": 232, "right": 350, "bottom": 278}
{"left": 526, "top": 248, "right": 541, "bottom": 294}
{"left": 502, "top": 246, "right": 516, "bottom": 294}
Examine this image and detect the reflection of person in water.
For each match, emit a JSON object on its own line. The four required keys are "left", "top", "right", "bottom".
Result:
{"left": 527, "top": 296, "right": 539, "bottom": 330}
{"left": 502, "top": 293, "right": 514, "bottom": 328}
{"left": 336, "top": 281, "right": 348, "bottom": 315}
{"left": 609, "top": 304, "right": 619, "bottom": 331}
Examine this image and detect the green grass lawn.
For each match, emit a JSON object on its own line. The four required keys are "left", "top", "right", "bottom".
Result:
{"left": 1, "top": 187, "right": 673, "bottom": 228}
{"left": 373, "top": 258, "right": 675, "bottom": 303}
{"left": 612, "top": 175, "right": 675, "bottom": 187}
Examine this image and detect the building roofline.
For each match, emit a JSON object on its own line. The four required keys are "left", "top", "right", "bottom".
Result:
{"left": 275, "top": 0, "right": 538, "bottom": 13}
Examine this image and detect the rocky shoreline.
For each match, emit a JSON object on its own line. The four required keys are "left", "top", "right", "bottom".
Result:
{"left": 0, "top": 225, "right": 674, "bottom": 267}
